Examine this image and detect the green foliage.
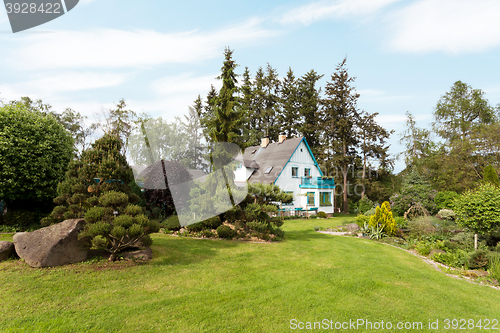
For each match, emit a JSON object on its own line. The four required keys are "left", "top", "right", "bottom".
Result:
{"left": 124, "top": 204, "right": 143, "bottom": 216}
{"left": 186, "top": 222, "right": 205, "bottom": 233}
{"left": 432, "top": 251, "right": 467, "bottom": 268}
{"left": 454, "top": 183, "right": 500, "bottom": 235}
{"left": 466, "top": 250, "right": 489, "bottom": 269}
{"left": 390, "top": 170, "right": 437, "bottom": 216}
{"left": 99, "top": 191, "right": 129, "bottom": 208}
{"left": 357, "top": 197, "right": 374, "bottom": 215}
{"left": 201, "top": 216, "right": 222, "bottom": 230}
{"left": 415, "top": 241, "right": 432, "bottom": 256}
{"left": 436, "top": 209, "right": 456, "bottom": 221}
{"left": 316, "top": 211, "right": 327, "bottom": 219}
{"left": 364, "top": 207, "right": 376, "bottom": 216}
{"left": 434, "top": 191, "right": 459, "bottom": 210}
{"left": 162, "top": 215, "right": 181, "bottom": 231}
{"left": 0, "top": 101, "right": 73, "bottom": 205}
{"left": 247, "top": 221, "right": 269, "bottom": 234}
{"left": 368, "top": 201, "right": 396, "bottom": 236}
{"left": 488, "top": 255, "right": 500, "bottom": 281}
{"left": 216, "top": 225, "right": 236, "bottom": 239}
{"left": 394, "top": 216, "right": 407, "bottom": 229}
{"left": 368, "top": 224, "right": 386, "bottom": 240}
{"left": 355, "top": 214, "right": 370, "bottom": 228}
{"left": 408, "top": 217, "right": 437, "bottom": 239}
{"left": 483, "top": 165, "right": 500, "bottom": 187}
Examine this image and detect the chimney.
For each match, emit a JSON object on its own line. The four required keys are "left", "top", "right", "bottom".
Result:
{"left": 261, "top": 137, "right": 270, "bottom": 148}
{"left": 278, "top": 134, "right": 286, "bottom": 143}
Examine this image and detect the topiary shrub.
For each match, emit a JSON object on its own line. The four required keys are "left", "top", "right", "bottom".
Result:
{"left": 216, "top": 225, "right": 236, "bottom": 239}
{"left": 437, "top": 209, "right": 456, "bottom": 221}
{"left": 78, "top": 190, "right": 160, "bottom": 261}
{"left": 466, "top": 249, "right": 489, "bottom": 269}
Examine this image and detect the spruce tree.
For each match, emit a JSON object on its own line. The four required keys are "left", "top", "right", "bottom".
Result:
{"left": 483, "top": 165, "right": 500, "bottom": 187}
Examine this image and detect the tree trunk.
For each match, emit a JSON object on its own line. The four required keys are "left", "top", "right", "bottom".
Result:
{"left": 343, "top": 163, "right": 348, "bottom": 214}
{"left": 474, "top": 233, "right": 478, "bottom": 250}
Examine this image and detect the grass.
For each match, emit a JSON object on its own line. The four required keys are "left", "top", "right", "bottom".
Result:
{"left": 1, "top": 217, "right": 500, "bottom": 332}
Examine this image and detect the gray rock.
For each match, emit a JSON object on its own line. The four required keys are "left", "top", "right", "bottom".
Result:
{"left": 13, "top": 219, "right": 88, "bottom": 268}
{"left": 123, "top": 247, "right": 152, "bottom": 261}
{"left": 344, "top": 223, "right": 360, "bottom": 232}
{"left": 0, "top": 241, "right": 14, "bottom": 261}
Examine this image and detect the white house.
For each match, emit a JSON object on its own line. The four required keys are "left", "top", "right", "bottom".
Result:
{"left": 235, "top": 135, "right": 335, "bottom": 216}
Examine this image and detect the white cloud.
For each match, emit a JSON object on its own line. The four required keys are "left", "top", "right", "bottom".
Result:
{"left": 10, "top": 19, "right": 281, "bottom": 70}
{"left": 389, "top": 0, "right": 500, "bottom": 54}
{"left": 358, "top": 89, "right": 413, "bottom": 103}
{"left": 278, "top": 0, "right": 400, "bottom": 25}
{"left": 0, "top": 72, "right": 128, "bottom": 99}
{"left": 151, "top": 73, "right": 221, "bottom": 96}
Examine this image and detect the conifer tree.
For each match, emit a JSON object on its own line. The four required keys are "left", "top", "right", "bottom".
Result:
{"left": 483, "top": 165, "right": 500, "bottom": 187}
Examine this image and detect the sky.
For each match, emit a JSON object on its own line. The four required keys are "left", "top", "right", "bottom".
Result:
{"left": 1, "top": 0, "right": 500, "bottom": 173}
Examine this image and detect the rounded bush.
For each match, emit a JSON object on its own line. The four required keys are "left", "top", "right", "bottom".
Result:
{"left": 216, "top": 225, "right": 236, "bottom": 239}
{"left": 99, "top": 191, "right": 129, "bottom": 208}
{"left": 202, "top": 216, "right": 222, "bottom": 229}
{"left": 316, "top": 211, "right": 327, "bottom": 219}
{"left": 124, "top": 204, "right": 143, "bottom": 216}
{"left": 114, "top": 215, "right": 134, "bottom": 229}
{"left": 84, "top": 207, "right": 107, "bottom": 224}
{"left": 186, "top": 222, "right": 205, "bottom": 232}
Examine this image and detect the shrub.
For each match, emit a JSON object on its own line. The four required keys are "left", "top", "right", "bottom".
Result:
{"left": 437, "top": 209, "right": 456, "bottom": 221}
{"left": 0, "top": 100, "right": 73, "bottom": 207}
{"left": 483, "top": 165, "right": 500, "bottom": 187}
{"left": 216, "top": 225, "right": 236, "bottom": 239}
{"left": 454, "top": 183, "right": 500, "bottom": 237}
{"left": 201, "top": 230, "right": 215, "bottom": 238}
{"left": 488, "top": 255, "right": 500, "bottom": 281}
{"left": 415, "top": 241, "right": 432, "bottom": 256}
{"left": 355, "top": 215, "right": 370, "bottom": 228}
{"left": 358, "top": 197, "right": 374, "bottom": 215}
{"left": 432, "top": 251, "right": 466, "bottom": 268}
{"left": 368, "top": 201, "right": 396, "bottom": 236}
{"left": 1, "top": 210, "right": 36, "bottom": 227}
{"left": 408, "top": 217, "right": 436, "bottom": 239}
{"left": 247, "top": 221, "right": 269, "bottom": 234}
{"left": 201, "top": 216, "right": 222, "bottom": 230}
{"left": 186, "top": 222, "right": 205, "bottom": 232}
{"left": 394, "top": 216, "right": 407, "bottom": 229}
{"left": 162, "top": 215, "right": 181, "bottom": 231}
{"left": 466, "top": 250, "right": 489, "bottom": 269}
{"left": 390, "top": 170, "right": 437, "bottom": 216}
{"left": 434, "top": 191, "right": 459, "bottom": 210}
{"left": 316, "top": 211, "right": 327, "bottom": 219}
{"left": 364, "top": 207, "right": 377, "bottom": 216}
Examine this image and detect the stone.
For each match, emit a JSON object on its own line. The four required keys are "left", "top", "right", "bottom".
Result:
{"left": 122, "top": 247, "right": 152, "bottom": 261}
{"left": 344, "top": 223, "right": 360, "bottom": 232}
{"left": 0, "top": 241, "right": 14, "bottom": 261}
{"left": 13, "top": 219, "right": 88, "bottom": 268}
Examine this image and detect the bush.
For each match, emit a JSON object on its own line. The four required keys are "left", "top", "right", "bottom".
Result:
{"left": 408, "top": 217, "right": 436, "bottom": 239}
{"left": 364, "top": 207, "right": 377, "bottom": 216}
{"left": 432, "top": 251, "right": 466, "bottom": 268}
{"left": 355, "top": 215, "right": 370, "bottom": 228}
{"left": 390, "top": 170, "right": 437, "bottom": 216}
{"left": 216, "top": 225, "right": 236, "bottom": 239}
{"left": 488, "top": 254, "right": 500, "bottom": 281}
{"left": 436, "top": 209, "right": 456, "bottom": 221}
{"left": 454, "top": 183, "right": 500, "bottom": 236}
{"left": 201, "top": 216, "right": 222, "bottom": 230}
{"left": 201, "top": 230, "right": 215, "bottom": 238}
{"left": 358, "top": 197, "right": 374, "bottom": 215}
{"left": 394, "top": 216, "right": 407, "bottom": 229}
{"left": 434, "top": 191, "right": 459, "bottom": 210}
{"left": 368, "top": 201, "right": 396, "bottom": 236}
{"left": 0, "top": 100, "right": 73, "bottom": 206}
{"left": 415, "top": 241, "right": 432, "bottom": 256}
{"left": 247, "top": 221, "right": 269, "bottom": 233}
{"left": 466, "top": 250, "right": 489, "bottom": 269}
{"left": 316, "top": 211, "right": 327, "bottom": 219}
{"left": 162, "top": 215, "right": 181, "bottom": 231}
{"left": 186, "top": 222, "right": 205, "bottom": 232}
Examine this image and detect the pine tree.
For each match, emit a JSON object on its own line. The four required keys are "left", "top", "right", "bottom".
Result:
{"left": 321, "top": 58, "right": 361, "bottom": 213}
{"left": 279, "top": 67, "right": 300, "bottom": 138}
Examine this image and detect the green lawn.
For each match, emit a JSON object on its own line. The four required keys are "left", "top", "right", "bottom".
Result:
{"left": 1, "top": 217, "right": 499, "bottom": 332}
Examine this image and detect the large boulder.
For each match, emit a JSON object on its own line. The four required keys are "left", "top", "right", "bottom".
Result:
{"left": 13, "top": 219, "right": 88, "bottom": 267}
{"left": 344, "top": 223, "right": 360, "bottom": 232}
{"left": 0, "top": 241, "right": 14, "bottom": 261}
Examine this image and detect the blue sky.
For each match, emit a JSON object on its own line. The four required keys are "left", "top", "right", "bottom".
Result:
{"left": 1, "top": 0, "right": 500, "bottom": 173}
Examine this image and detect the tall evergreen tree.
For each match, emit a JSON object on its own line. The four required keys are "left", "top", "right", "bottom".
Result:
{"left": 321, "top": 59, "right": 360, "bottom": 213}
{"left": 279, "top": 67, "right": 300, "bottom": 138}
{"left": 296, "top": 69, "right": 323, "bottom": 156}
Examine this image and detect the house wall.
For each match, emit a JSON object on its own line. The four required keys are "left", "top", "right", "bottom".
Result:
{"left": 275, "top": 140, "right": 334, "bottom": 215}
